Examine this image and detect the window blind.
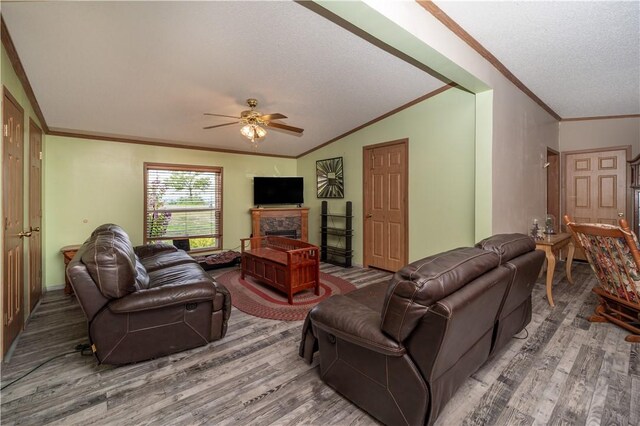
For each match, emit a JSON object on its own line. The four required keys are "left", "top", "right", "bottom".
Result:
{"left": 144, "top": 163, "right": 222, "bottom": 250}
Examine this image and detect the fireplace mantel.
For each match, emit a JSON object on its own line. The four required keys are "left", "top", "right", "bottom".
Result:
{"left": 250, "top": 207, "right": 309, "bottom": 242}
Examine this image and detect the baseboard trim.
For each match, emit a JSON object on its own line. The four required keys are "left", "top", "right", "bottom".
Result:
{"left": 46, "top": 284, "right": 65, "bottom": 291}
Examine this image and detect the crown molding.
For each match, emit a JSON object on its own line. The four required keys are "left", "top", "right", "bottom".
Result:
{"left": 561, "top": 114, "right": 640, "bottom": 122}
{"left": 48, "top": 83, "right": 454, "bottom": 159}
{"left": 47, "top": 129, "right": 297, "bottom": 159}
{"left": 296, "top": 0, "right": 452, "bottom": 85}
{"left": 296, "top": 84, "right": 455, "bottom": 158}
{"left": 417, "top": 0, "right": 562, "bottom": 122}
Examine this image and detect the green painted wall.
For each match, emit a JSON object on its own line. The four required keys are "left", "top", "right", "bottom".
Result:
{"left": 43, "top": 88, "right": 475, "bottom": 286}
{"left": 475, "top": 90, "right": 493, "bottom": 241}
{"left": 298, "top": 87, "right": 476, "bottom": 265}
{"left": 43, "top": 136, "right": 296, "bottom": 287}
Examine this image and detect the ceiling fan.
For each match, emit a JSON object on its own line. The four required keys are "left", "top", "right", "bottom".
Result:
{"left": 203, "top": 98, "right": 304, "bottom": 145}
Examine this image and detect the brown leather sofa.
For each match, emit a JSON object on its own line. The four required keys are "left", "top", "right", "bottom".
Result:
{"left": 300, "top": 234, "right": 543, "bottom": 425}
{"left": 67, "top": 224, "right": 231, "bottom": 365}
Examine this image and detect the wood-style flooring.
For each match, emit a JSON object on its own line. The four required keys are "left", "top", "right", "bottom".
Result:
{"left": 1, "top": 262, "right": 638, "bottom": 425}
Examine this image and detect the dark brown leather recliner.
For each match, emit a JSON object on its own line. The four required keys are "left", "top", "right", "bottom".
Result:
{"left": 300, "top": 234, "right": 543, "bottom": 425}
{"left": 67, "top": 224, "right": 231, "bottom": 365}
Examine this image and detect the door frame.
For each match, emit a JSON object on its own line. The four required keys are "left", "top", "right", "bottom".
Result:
{"left": 362, "top": 138, "right": 409, "bottom": 270}
{"left": 561, "top": 145, "right": 632, "bottom": 227}
{"left": 28, "top": 118, "right": 42, "bottom": 312}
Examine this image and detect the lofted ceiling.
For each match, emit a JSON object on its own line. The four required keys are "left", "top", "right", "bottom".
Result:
{"left": 1, "top": 1, "right": 445, "bottom": 157}
{"left": 433, "top": 0, "right": 640, "bottom": 119}
{"left": 2, "top": 1, "right": 638, "bottom": 158}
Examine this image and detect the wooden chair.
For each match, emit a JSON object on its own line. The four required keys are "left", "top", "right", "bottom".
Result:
{"left": 564, "top": 215, "right": 640, "bottom": 342}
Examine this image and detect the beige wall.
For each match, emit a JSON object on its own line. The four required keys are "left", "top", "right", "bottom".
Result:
{"left": 559, "top": 117, "right": 640, "bottom": 156}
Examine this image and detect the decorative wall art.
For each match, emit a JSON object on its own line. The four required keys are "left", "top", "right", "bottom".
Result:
{"left": 316, "top": 157, "right": 344, "bottom": 198}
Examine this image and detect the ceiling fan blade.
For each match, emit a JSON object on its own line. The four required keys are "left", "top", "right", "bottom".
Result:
{"left": 204, "top": 113, "right": 241, "bottom": 119}
{"left": 260, "top": 113, "right": 287, "bottom": 121}
{"left": 203, "top": 122, "right": 239, "bottom": 129}
{"left": 267, "top": 122, "right": 304, "bottom": 134}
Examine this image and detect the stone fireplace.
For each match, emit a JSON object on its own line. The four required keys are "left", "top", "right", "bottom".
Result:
{"left": 263, "top": 227, "right": 299, "bottom": 239}
{"left": 250, "top": 207, "right": 309, "bottom": 241}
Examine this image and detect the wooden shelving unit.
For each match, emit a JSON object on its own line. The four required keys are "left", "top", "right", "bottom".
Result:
{"left": 320, "top": 200, "right": 353, "bottom": 267}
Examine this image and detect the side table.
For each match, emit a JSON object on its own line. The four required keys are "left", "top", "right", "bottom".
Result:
{"left": 61, "top": 244, "right": 81, "bottom": 295}
{"left": 535, "top": 233, "right": 575, "bottom": 307}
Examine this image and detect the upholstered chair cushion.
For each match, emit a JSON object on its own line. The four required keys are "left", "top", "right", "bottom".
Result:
{"left": 380, "top": 247, "right": 499, "bottom": 342}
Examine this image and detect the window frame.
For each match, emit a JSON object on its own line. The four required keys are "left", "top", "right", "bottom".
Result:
{"left": 143, "top": 162, "right": 223, "bottom": 253}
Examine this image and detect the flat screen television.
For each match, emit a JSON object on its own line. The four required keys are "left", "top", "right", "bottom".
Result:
{"left": 253, "top": 177, "right": 304, "bottom": 206}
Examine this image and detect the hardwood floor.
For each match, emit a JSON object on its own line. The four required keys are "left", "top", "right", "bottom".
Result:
{"left": 1, "top": 262, "right": 638, "bottom": 425}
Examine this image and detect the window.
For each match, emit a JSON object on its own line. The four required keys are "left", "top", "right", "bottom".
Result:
{"left": 144, "top": 163, "right": 222, "bottom": 252}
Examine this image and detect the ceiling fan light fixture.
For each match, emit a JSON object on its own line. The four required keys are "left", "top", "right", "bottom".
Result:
{"left": 240, "top": 123, "right": 266, "bottom": 143}
{"left": 204, "top": 98, "right": 303, "bottom": 149}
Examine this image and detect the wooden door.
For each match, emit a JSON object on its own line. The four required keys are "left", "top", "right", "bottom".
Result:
{"left": 29, "top": 119, "right": 42, "bottom": 311}
{"left": 363, "top": 140, "right": 408, "bottom": 272}
{"left": 3, "top": 89, "right": 25, "bottom": 356}
{"left": 565, "top": 147, "right": 628, "bottom": 259}
{"left": 565, "top": 148, "right": 628, "bottom": 224}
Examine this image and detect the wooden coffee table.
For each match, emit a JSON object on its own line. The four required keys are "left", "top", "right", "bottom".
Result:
{"left": 535, "top": 233, "right": 575, "bottom": 307}
{"left": 240, "top": 236, "right": 320, "bottom": 304}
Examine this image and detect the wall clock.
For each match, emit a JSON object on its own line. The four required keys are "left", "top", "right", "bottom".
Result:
{"left": 316, "top": 157, "right": 344, "bottom": 198}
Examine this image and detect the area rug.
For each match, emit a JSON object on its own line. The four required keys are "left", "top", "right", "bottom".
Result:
{"left": 214, "top": 269, "right": 356, "bottom": 321}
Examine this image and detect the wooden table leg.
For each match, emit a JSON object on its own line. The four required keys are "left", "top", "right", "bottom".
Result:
{"left": 566, "top": 241, "right": 575, "bottom": 284}
{"left": 544, "top": 247, "right": 556, "bottom": 307}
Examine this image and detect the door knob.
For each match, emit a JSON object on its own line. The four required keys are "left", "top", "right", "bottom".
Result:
{"left": 30, "top": 226, "right": 40, "bottom": 232}
{"left": 366, "top": 214, "right": 373, "bottom": 218}
{"left": 18, "top": 231, "right": 33, "bottom": 238}
{"left": 618, "top": 212, "right": 624, "bottom": 217}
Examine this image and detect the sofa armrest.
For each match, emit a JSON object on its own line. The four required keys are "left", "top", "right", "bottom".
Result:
{"left": 310, "top": 295, "right": 405, "bottom": 357}
{"left": 133, "top": 243, "right": 178, "bottom": 259}
{"left": 108, "top": 282, "right": 216, "bottom": 313}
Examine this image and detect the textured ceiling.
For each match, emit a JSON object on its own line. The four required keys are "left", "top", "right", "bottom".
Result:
{"left": 4, "top": 1, "right": 638, "bottom": 157}
{"left": 2, "top": 1, "right": 445, "bottom": 156}
{"left": 434, "top": 0, "right": 640, "bottom": 118}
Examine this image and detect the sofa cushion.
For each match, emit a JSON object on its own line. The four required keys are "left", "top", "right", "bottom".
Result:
{"left": 133, "top": 242, "right": 178, "bottom": 259}
{"left": 139, "top": 249, "right": 196, "bottom": 273}
{"left": 147, "top": 262, "right": 215, "bottom": 289}
{"left": 475, "top": 233, "right": 535, "bottom": 264}
{"left": 81, "top": 229, "right": 137, "bottom": 299}
{"left": 380, "top": 247, "right": 500, "bottom": 342}
{"left": 134, "top": 256, "right": 151, "bottom": 290}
